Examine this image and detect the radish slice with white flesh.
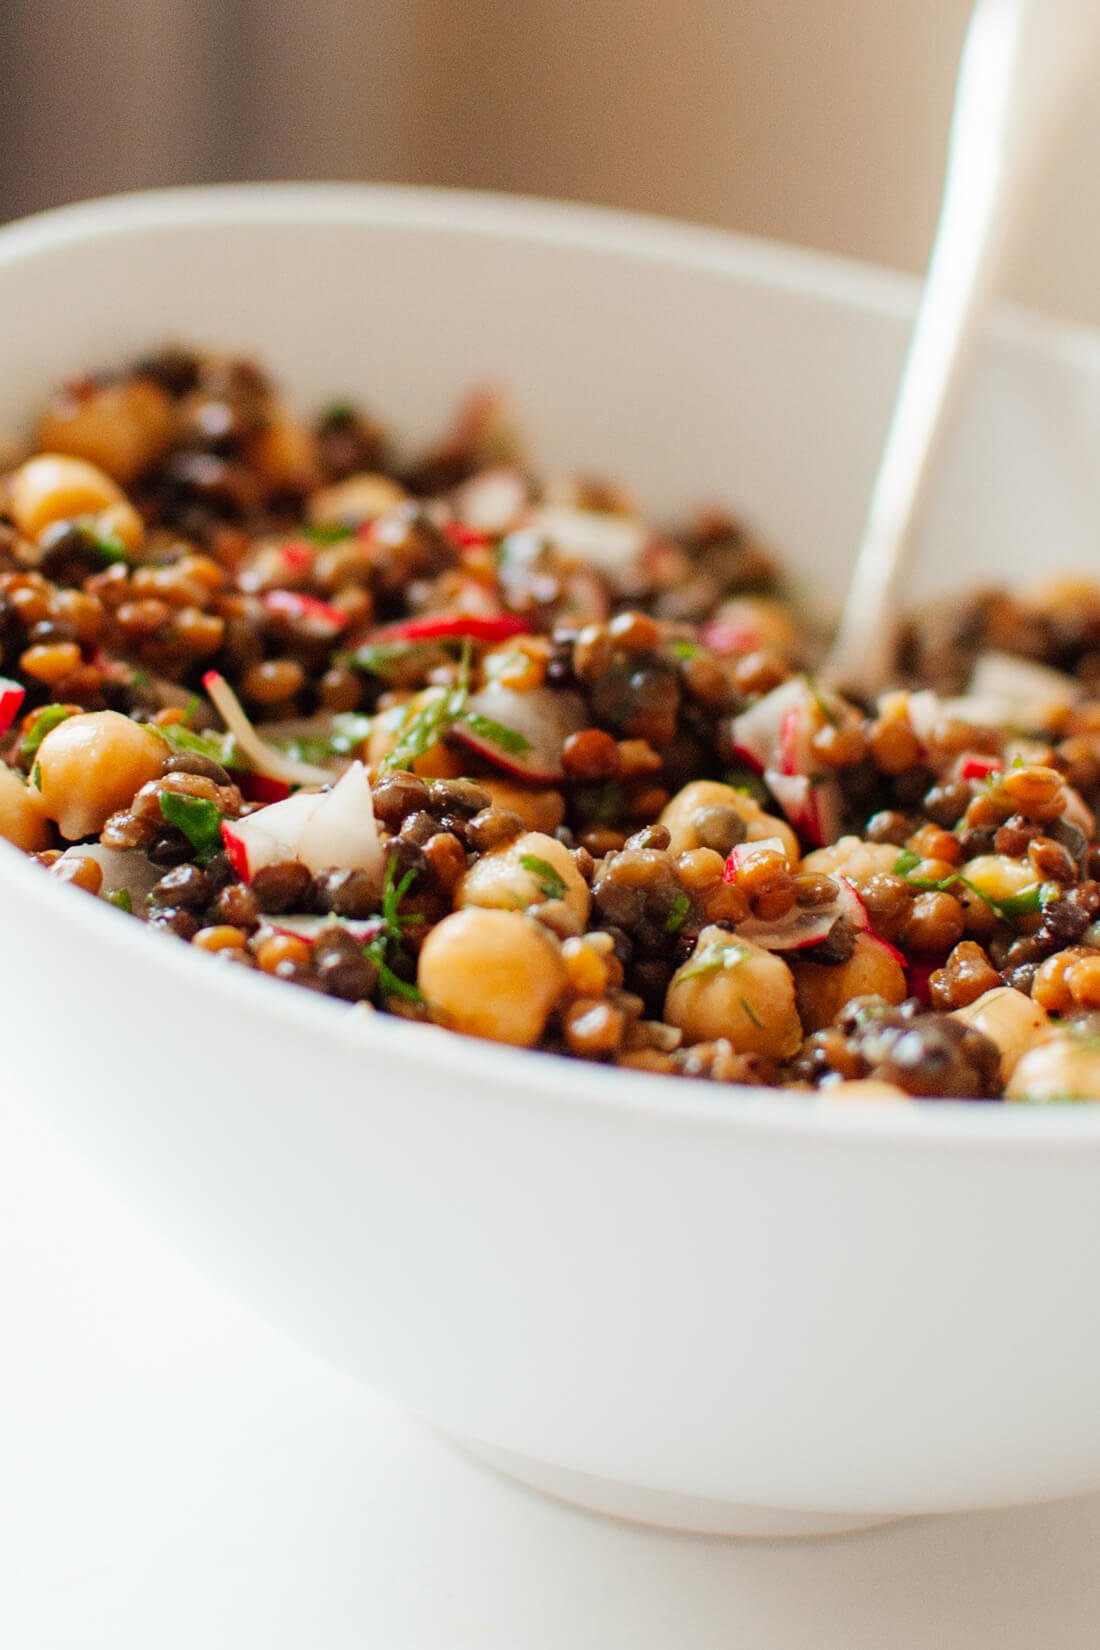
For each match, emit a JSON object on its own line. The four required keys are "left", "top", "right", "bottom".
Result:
{"left": 221, "top": 790, "right": 322, "bottom": 881}
{"left": 451, "top": 467, "right": 529, "bottom": 534}
{"left": 737, "top": 876, "right": 870, "bottom": 952}
{"left": 526, "top": 505, "right": 648, "bottom": 579}
{"left": 724, "top": 836, "right": 791, "bottom": 879}
{"left": 728, "top": 677, "right": 812, "bottom": 773}
{"left": 764, "top": 769, "right": 844, "bottom": 851}
{"left": 203, "top": 670, "right": 332, "bottom": 787}
{"left": 296, "top": 760, "right": 383, "bottom": 882}
{"left": 0, "top": 676, "right": 26, "bottom": 736}
{"left": 453, "top": 686, "right": 587, "bottom": 782}
{"left": 265, "top": 914, "right": 384, "bottom": 944}
{"left": 220, "top": 762, "right": 383, "bottom": 885}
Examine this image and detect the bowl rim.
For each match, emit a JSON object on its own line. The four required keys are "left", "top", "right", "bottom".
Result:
{"left": 3, "top": 179, "right": 1100, "bottom": 1150}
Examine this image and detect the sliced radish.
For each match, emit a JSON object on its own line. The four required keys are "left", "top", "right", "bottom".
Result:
{"left": 264, "top": 914, "right": 385, "bottom": 944}
{"left": 699, "top": 617, "right": 764, "bottom": 656}
{"left": 723, "top": 836, "right": 791, "bottom": 882}
{"left": 203, "top": 671, "right": 332, "bottom": 787}
{"left": 238, "top": 772, "right": 292, "bottom": 805}
{"left": 956, "top": 753, "right": 1004, "bottom": 784}
{"left": 453, "top": 686, "right": 587, "bottom": 782}
{"left": 451, "top": 466, "right": 528, "bottom": 534}
{"left": 763, "top": 769, "right": 843, "bottom": 850}
{"left": 728, "top": 677, "right": 810, "bottom": 773}
{"left": 296, "top": 761, "right": 382, "bottom": 883}
{"left": 526, "top": 505, "right": 648, "bottom": 577}
{"left": 735, "top": 875, "right": 869, "bottom": 951}
{"left": 220, "top": 763, "right": 382, "bottom": 886}
{"left": 262, "top": 589, "right": 348, "bottom": 635}
{"left": 221, "top": 790, "right": 322, "bottom": 881}
{"left": 376, "top": 612, "right": 533, "bottom": 645}
{"left": 0, "top": 677, "right": 26, "bottom": 737}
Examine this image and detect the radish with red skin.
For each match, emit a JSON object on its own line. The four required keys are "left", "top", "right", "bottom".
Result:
{"left": 238, "top": 772, "right": 292, "bottom": 806}
{"left": 221, "top": 762, "right": 382, "bottom": 887}
{"left": 957, "top": 753, "right": 1004, "bottom": 783}
{"left": 262, "top": 589, "right": 348, "bottom": 633}
{"left": 375, "top": 612, "right": 532, "bottom": 645}
{"left": 0, "top": 678, "right": 26, "bottom": 737}
{"left": 453, "top": 686, "right": 587, "bottom": 782}
{"left": 735, "top": 875, "right": 870, "bottom": 952}
{"left": 699, "top": 618, "right": 764, "bottom": 656}
{"left": 723, "top": 836, "right": 791, "bottom": 882}
{"left": 221, "top": 790, "right": 321, "bottom": 882}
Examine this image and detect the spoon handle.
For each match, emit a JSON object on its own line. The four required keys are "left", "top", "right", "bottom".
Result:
{"left": 824, "top": 0, "right": 1100, "bottom": 699}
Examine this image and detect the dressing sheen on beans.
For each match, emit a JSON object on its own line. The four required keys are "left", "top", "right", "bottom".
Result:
{"left": 4, "top": 346, "right": 1100, "bottom": 1103}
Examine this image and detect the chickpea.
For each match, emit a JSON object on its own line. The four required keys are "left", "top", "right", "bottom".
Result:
{"left": 951, "top": 987, "right": 1049, "bottom": 1082}
{"left": 1006, "top": 1032, "right": 1100, "bottom": 1103}
{"left": 246, "top": 406, "right": 320, "bottom": 490}
{"left": 802, "top": 836, "right": 901, "bottom": 887}
{"left": 792, "top": 933, "right": 907, "bottom": 1034}
{"left": 659, "top": 780, "right": 798, "bottom": 865}
{"left": 418, "top": 907, "right": 565, "bottom": 1047}
{"left": 36, "top": 378, "right": 175, "bottom": 483}
{"left": 308, "top": 472, "right": 408, "bottom": 528}
{"left": 477, "top": 778, "right": 566, "bottom": 835}
{"left": 664, "top": 926, "right": 802, "bottom": 1058}
{"left": 8, "top": 454, "right": 128, "bottom": 541}
{"left": 0, "top": 762, "right": 50, "bottom": 851}
{"left": 35, "top": 710, "right": 165, "bottom": 840}
{"left": 458, "top": 830, "right": 589, "bottom": 925}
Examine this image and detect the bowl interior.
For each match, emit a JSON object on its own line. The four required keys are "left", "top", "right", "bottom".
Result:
{"left": 3, "top": 184, "right": 1100, "bottom": 620}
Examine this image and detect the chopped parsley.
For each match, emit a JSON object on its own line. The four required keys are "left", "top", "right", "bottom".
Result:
{"left": 306, "top": 522, "right": 356, "bottom": 544}
{"left": 520, "top": 854, "right": 567, "bottom": 901}
{"left": 154, "top": 720, "right": 238, "bottom": 768}
{"left": 364, "top": 857, "right": 424, "bottom": 1003}
{"left": 671, "top": 640, "right": 702, "bottom": 661}
{"left": 20, "top": 704, "right": 75, "bottom": 763}
{"left": 339, "top": 639, "right": 441, "bottom": 680}
{"left": 663, "top": 890, "right": 692, "bottom": 934}
{"left": 77, "top": 524, "right": 131, "bottom": 566}
{"left": 739, "top": 996, "right": 766, "bottom": 1029}
{"left": 893, "top": 849, "right": 1057, "bottom": 923}
{"left": 106, "top": 888, "right": 133, "bottom": 913}
{"left": 273, "top": 713, "right": 371, "bottom": 766}
{"left": 380, "top": 644, "right": 531, "bottom": 774}
{"left": 159, "top": 792, "right": 224, "bottom": 863}
{"left": 804, "top": 673, "right": 840, "bottom": 728}
{"left": 679, "top": 939, "right": 749, "bottom": 983}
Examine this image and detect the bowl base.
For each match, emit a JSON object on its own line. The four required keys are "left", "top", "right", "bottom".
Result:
{"left": 445, "top": 1433, "right": 901, "bottom": 1539}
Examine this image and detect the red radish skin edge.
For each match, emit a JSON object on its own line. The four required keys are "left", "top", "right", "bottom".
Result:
{"left": 376, "top": 612, "right": 533, "bottom": 644}
{"left": 239, "top": 772, "right": 292, "bottom": 805}
{"left": 221, "top": 822, "right": 250, "bottom": 881}
{"left": 0, "top": 678, "right": 26, "bottom": 736}
{"left": 262, "top": 590, "right": 348, "bottom": 630}
{"left": 959, "top": 755, "right": 1005, "bottom": 782}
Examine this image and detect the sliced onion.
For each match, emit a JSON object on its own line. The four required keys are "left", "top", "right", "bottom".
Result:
{"left": 61, "top": 844, "right": 163, "bottom": 908}
{"left": 765, "top": 769, "right": 843, "bottom": 850}
{"left": 265, "top": 914, "right": 385, "bottom": 944}
{"left": 203, "top": 671, "right": 332, "bottom": 787}
{"left": 453, "top": 686, "right": 587, "bottom": 782}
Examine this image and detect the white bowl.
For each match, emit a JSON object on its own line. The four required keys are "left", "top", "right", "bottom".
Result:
{"left": 4, "top": 185, "right": 1100, "bottom": 1539}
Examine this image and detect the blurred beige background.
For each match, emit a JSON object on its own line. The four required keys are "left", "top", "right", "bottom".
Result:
{"left": 3, "top": 0, "right": 1099, "bottom": 323}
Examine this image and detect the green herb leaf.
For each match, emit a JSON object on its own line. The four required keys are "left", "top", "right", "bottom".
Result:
{"left": 803, "top": 674, "right": 840, "bottom": 729}
{"left": 273, "top": 713, "right": 371, "bottom": 766}
{"left": 678, "top": 939, "right": 749, "bottom": 983}
{"left": 106, "top": 888, "right": 133, "bottom": 913}
{"left": 671, "top": 640, "right": 701, "bottom": 660}
{"left": 520, "top": 854, "right": 567, "bottom": 901}
{"left": 339, "top": 639, "right": 439, "bottom": 679}
{"left": 30, "top": 761, "right": 42, "bottom": 791}
{"left": 373, "top": 958, "right": 424, "bottom": 1003}
{"left": 363, "top": 858, "right": 425, "bottom": 1003}
{"left": 20, "top": 704, "right": 75, "bottom": 763}
{"left": 893, "top": 849, "right": 1053, "bottom": 924}
{"left": 380, "top": 685, "right": 462, "bottom": 774}
{"left": 462, "top": 710, "right": 532, "bottom": 755}
{"left": 663, "top": 890, "right": 692, "bottom": 934}
{"left": 306, "top": 522, "right": 355, "bottom": 544}
{"left": 739, "top": 995, "right": 765, "bottom": 1029}
{"left": 74, "top": 523, "right": 130, "bottom": 566}
{"left": 158, "top": 792, "right": 224, "bottom": 863}
{"left": 154, "top": 720, "right": 238, "bottom": 768}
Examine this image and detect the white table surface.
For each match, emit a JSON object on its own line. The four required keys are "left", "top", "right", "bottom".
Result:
{"left": 2, "top": 1084, "right": 1098, "bottom": 1650}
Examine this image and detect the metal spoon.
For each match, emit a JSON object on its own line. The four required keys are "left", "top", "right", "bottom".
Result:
{"left": 824, "top": 0, "right": 1100, "bottom": 699}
